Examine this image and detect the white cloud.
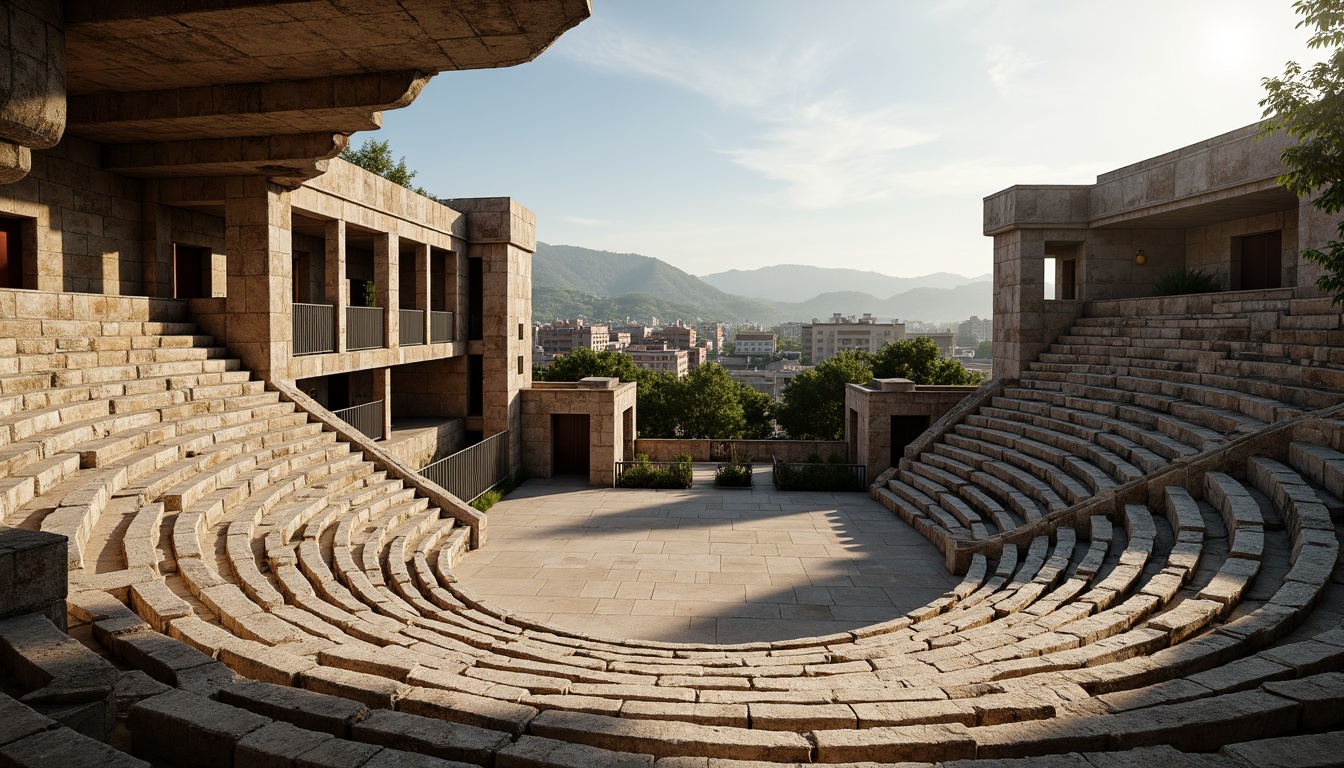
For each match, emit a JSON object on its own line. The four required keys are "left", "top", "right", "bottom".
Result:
{"left": 984, "top": 44, "right": 1040, "bottom": 96}
{"left": 723, "top": 100, "right": 934, "bottom": 209}
{"left": 560, "top": 20, "right": 935, "bottom": 210}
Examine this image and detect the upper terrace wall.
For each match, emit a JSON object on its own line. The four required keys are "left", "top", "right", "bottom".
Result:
{"left": 0, "top": 136, "right": 142, "bottom": 295}
{"left": 986, "top": 123, "right": 1342, "bottom": 378}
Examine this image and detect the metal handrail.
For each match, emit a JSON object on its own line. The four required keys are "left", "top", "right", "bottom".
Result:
{"left": 430, "top": 311, "right": 453, "bottom": 344}
{"left": 332, "top": 400, "right": 384, "bottom": 441}
{"left": 399, "top": 308, "right": 425, "bottom": 346}
{"left": 293, "top": 303, "right": 334, "bottom": 355}
{"left": 346, "top": 305, "right": 384, "bottom": 351}
{"left": 420, "top": 430, "right": 510, "bottom": 502}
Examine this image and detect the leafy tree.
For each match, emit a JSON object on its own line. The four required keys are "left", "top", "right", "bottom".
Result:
{"left": 635, "top": 371, "right": 680, "bottom": 439}
{"left": 341, "top": 138, "right": 438, "bottom": 199}
{"left": 535, "top": 347, "right": 644, "bottom": 383}
{"left": 955, "top": 329, "right": 979, "bottom": 348}
{"left": 869, "top": 337, "right": 983, "bottom": 385}
{"left": 737, "top": 383, "right": 776, "bottom": 439}
{"left": 674, "top": 363, "right": 745, "bottom": 439}
{"left": 975, "top": 341, "right": 993, "bottom": 359}
{"left": 775, "top": 351, "right": 873, "bottom": 440}
{"left": 1261, "top": 0, "right": 1344, "bottom": 303}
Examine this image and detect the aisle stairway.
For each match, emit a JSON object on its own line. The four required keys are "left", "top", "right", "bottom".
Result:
{"left": 0, "top": 288, "right": 1341, "bottom": 767}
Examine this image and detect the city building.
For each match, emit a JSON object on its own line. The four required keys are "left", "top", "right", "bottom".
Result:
{"left": 629, "top": 344, "right": 689, "bottom": 377}
{"left": 734, "top": 330, "right": 777, "bottom": 356}
{"left": 535, "top": 319, "right": 611, "bottom": 358}
{"left": 651, "top": 321, "right": 696, "bottom": 350}
{"left": 957, "top": 315, "right": 993, "bottom": 343}
{"left": 801, "top": 313, "right": 905, "bottom": 362}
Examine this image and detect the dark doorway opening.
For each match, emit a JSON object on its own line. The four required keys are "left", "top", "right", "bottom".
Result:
{"left": 0, "top": 217, "right": 25, "bottom": 289}
{"left": 327, "top": 373, "right": 350, "bottom": 411}
{"left": 1058, "top": 258, "right": 1077, "bottom": 300}
{"left": 891, "top": 415, "right": 930, "bottom": 468}
{"left": 1238, "top": 230, "right": 1282, "bottom": 291}
{"left": 467, "top": 355, "right": 483, "bottom": 416}
{"left": 552, "top": 414, "right": 591, "bottom": 476}
{"left": 173, "top": 244, "right": 208, "bottom": 299}
{"left": 467, "top": 256, "right": 483, "bottom": 340}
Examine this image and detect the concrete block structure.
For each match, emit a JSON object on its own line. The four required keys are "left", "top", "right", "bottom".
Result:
{"left": 844, "top": 379, "right": 981, "bottom": 482}
{"left": 520, "top": 378, "right": 637, "bottom": 486}
{"left": 986, "top": 122, "right": 1338, "bottom": 377}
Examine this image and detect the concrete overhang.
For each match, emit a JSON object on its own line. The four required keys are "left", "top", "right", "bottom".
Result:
{"left": 57, "top": 0, "right": 591, "bottom": 181}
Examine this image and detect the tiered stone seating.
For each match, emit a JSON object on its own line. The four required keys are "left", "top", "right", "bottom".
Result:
{"left": 0, "top": 291, "right": 1339, "bottom": 767}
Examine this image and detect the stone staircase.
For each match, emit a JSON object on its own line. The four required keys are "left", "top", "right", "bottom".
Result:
{"left": 0, "top": 288, "right": 1341, "bottom": 766}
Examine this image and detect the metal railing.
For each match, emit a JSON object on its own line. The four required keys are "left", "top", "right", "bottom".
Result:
{"left": 399, "top": 308, "right": 425, "bottom": 346}
{"left": 292, "top": 303, "right": 334, "bottom": 355}
{"left": 420, "top": 430, "right": 510, "bottom": 502}
{"left": 430, "top": 311, "right": 453, "bottom": 344}
{"left": 333, "top": 400, "right": 384, "bottom": 441}
{"left": 771, "top": 454, "right": 866, "bottom": 492}
{"left": 346, "top": 305, "right": 384, "bottom": 351}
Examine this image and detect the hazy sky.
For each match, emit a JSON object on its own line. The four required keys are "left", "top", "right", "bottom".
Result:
{"left": 370, "top": 1, "right": 1320, "bottom": 278}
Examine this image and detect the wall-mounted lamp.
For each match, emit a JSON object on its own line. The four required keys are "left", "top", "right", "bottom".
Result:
{"left": 1134, "top": 249, "right": 1146, "bottom": 265}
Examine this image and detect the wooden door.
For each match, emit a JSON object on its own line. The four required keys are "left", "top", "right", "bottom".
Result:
{"left": 0, "top": 217, "right": 24, "bottom": 289}
{"left": 1239, "top": 231, "right": 1282, "bottom": 290}
{"left": 891, "top": 415, "right": 930, "bottom": 467}
{"left": 552, "top": 414, "right": 590, "bottom": 475}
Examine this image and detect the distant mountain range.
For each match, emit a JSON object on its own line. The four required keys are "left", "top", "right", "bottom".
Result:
{"left": 530, "top": 242, "right": 995, "bottom": 325}
{"left": 699, "top": 265, "right": 991, "bottom": 303}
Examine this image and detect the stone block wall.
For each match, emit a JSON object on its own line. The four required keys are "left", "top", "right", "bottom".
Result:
{"left": 1, "top": 136, "right": 142, "bottom": 294}
{"left": 521, "top": 380, "right": 637, "bottom": 486}
{"left": 1185, "top": 209, "right": 1299, "bottom": 290}
{"left": 845, "top": 381, "right": 980, "bottom": 481}
{"left": 0, "top": 528, "right": 68, "bottom": 631}
{"left": 383, "top": 419, "right": 466, "bottom": 470}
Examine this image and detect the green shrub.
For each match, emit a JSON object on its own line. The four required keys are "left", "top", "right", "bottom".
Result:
{"left": 715, "top": 458, "right": 752, "bottom": 488}
{"left": 774, "top": 461, "right": 865, "bottom": 492}
{"left": 1152, "top": 269, "right": 1220, "bottom": 296}
{"left": 617, "top": 454, "right": 693, "bottom": 489}
{"left": 471, "top": 489, "right": 502, "bottom": 512}
{"left": 469, "top": 467, "right": 529, "bottom": 512}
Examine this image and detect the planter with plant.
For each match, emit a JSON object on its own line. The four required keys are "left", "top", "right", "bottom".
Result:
{"left": 715, "top": 457, "right": 752, "bottom": 488}
{"left": 1152, "top": 268, "right": 1220, "bottom": 296}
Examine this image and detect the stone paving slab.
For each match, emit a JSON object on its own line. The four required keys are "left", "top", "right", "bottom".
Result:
{"left": 454, "top": 472, "right": 957, "bottom": 644}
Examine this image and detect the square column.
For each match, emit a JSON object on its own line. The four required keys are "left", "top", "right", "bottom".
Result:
{"left": 141, "top": 202, "right": 174, "bottom": 299}
{"left": 375, "top": 231, "right": 399, "bottom": 348}
{"left": 373, "top": 366, "right": 392, "bottom": 441}
{"left": 224, "top": 177, "right": 291, "bottom": 382}
{"left": 325, "top": 219, "right": 347, "bottom": 353}
{"left": 414, "top": 242, "right": 431, "bottom": 343}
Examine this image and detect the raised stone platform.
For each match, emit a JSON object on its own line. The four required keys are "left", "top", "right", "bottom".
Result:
{"left": 453, "top": 470, "right": 959, "bottom": 644}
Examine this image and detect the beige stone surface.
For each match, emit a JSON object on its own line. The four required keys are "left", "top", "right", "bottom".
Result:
{"left": 454, "top": 472, "right": 958, "bottom": 644}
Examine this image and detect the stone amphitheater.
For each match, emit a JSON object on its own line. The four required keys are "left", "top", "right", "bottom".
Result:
{"left": 2, "top": 2, "right": 1343, "bottom": 767}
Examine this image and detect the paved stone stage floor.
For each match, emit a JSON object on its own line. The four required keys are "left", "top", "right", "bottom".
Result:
{"left": 453, "top": 467, "right": 959, "bottom": 644}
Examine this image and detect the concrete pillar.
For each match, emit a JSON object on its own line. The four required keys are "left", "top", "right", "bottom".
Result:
{"left": 140, "top": 202, "right": 174, "bottom": 299}
{"left": 375, "top": 231, "right": 398, "bottom": 348}
{"left": 414, "top": 241, "right": 431, "bottom": 343}
{"left": 223, "top": 176, "right": 292, "bottom": 383}
{"left": 325, "top": 219, "right": 347, "bottom": 353}
{"left": 0, "top": 1, "right": 65, "bottom": 184}
{"left": 450, "top": 249, "right": 465, "bottom": 342}
{"left": 446, "top": 197, "right": 535, "bottom": 472}
{"left": 373, "top": 366, "right": 392, "bottom": 441}
{"left": 992, "top": 229, "right": 1045, "bottom": 379}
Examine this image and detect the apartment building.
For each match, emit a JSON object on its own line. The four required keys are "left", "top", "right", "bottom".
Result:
{"left": 734, "top": 331, "right": 777, "bottom": 356}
